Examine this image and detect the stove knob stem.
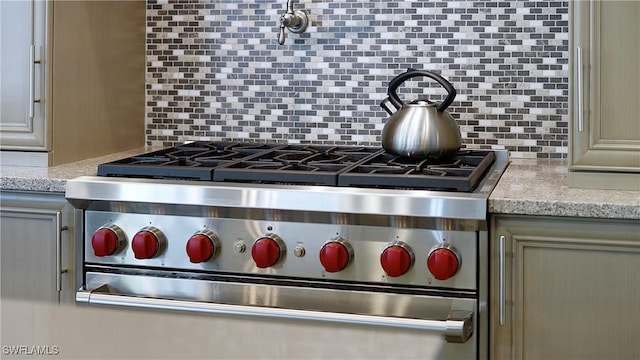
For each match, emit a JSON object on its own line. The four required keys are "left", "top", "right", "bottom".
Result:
{"left": 319, "top": 238, "right": 353, "bottom": 273}
{"left": 91, "top": 224, "right": 126, "bottom": 257}
{"left": 427, "top": 244, "right": 461, "bottom": 281}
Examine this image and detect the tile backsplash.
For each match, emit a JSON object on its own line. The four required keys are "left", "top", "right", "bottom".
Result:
{"left": 146, "top": 0, "right": 569, "bottom": 159}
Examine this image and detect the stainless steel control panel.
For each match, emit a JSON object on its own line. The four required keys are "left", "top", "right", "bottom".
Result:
{"left": 85, "top": 210, "right": 477, "bottom": 290}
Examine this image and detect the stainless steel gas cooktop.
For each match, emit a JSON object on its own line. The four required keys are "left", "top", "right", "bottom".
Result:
{"left": 66, "top": 141, "right": 509, "bottom": 360}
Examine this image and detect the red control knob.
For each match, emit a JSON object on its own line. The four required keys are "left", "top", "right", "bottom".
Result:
{"left": 427, "top": 246, "right": 460, "bottom": 280}
{"left": 132, "top": 228, "right": 162, "bottom": 259}
{"left": 380, "top": 244, "right": 414, "bottom": 277}
{"left": 252, "top": 236, "right": 284, "bottom": 268}
{"left": 319, "top": 240, "right": 352, "bottom": 273}
{"left": 186, "top": 231, "right": 218, "bottom": 263}
{"left": 91, "top": 226, "right": 123, "bottom": 257}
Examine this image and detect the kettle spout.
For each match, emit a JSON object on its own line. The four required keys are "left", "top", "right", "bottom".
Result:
{"left": 380, "top": 98, "right": 397, "bottom": 115}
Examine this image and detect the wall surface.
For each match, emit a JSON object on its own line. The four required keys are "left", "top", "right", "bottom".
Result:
{"left": 146, "top": 0, "right": 569, "bottom": 159}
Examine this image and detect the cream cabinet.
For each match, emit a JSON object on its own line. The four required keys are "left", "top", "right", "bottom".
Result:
{"left": 490, "top": 215, "right": 640, "bottom": 360}
{"left": 0, "top": 0, "right": 145, "bottom": 166}
{"left": 0, "top": 191, "right": 76, "bottom": 304}
{"left": 569, "top": 0, "right": 640, "bottom": 190}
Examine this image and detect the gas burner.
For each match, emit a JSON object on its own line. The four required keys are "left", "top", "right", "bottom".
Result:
{"left": 166, "top": 158, "right": 201, "bottom": 167}
{"left": 338, "top": 150, "right": 496, "bottom": 191}
{"left": 97, "top": 142, "right": 496, "bottom": 192}
{"left": 97, "top": 141, "right": 284, "bottom": 180}
{"left": 212, "top": 144, "right": 382, "bottom": 185}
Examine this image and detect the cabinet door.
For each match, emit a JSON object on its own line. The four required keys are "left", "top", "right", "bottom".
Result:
{"left": 570, "top": 1, "right": 640, "bottom": 174}
{"left": 491, "top": 215, "right": 640, "bottom": 360}
{"left": 0, "top": 0, "right": 47, "bottom": 149}
{"left": 0, "top": 191, "right": 74, "bottom": 304}
{"left": 570, "top": 0, "right": 640, "bottom": 190}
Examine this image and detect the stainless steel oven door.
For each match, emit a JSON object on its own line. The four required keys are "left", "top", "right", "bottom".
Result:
{"left": 77, "top": 272, "right": 478, "bottom": 358}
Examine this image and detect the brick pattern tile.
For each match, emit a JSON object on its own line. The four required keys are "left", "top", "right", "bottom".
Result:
{"left": 146, "top": 0, "right": 569, "bottom": 159}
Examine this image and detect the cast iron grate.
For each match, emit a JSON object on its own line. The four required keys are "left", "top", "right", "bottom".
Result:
{"left": 97, "top": 142, "right": 496, "bottom": 192}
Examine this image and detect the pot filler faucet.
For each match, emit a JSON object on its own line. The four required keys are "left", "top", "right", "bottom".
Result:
{"left": 278, "top": 0, "right": 309, "bottom": 45}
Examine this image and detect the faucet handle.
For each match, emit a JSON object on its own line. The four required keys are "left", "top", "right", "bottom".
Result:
{"left": 277, "top": 1, "right": 309, "bottom": 45}
{"left": 278, "top": 24, "right": 287, "bottom": 45}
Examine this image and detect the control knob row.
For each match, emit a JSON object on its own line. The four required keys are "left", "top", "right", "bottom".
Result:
{"left": 91, "top": 225, "right": 218, "bottom": 262}
{"left": 252, "top": 237, "right": 459, "bottom": 280}
{"left": 90, "top": 227, "right": 461, "bottom": 280}
{"left": 379, "top": 242, "right": 460, "bottom": 280}
{"left": 251, "top": 237, "right": 355, "bottom": 273}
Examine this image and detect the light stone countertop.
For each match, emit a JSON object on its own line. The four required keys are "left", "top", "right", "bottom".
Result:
{"left": 489, "top": 158, "right": 640, "bottom": 220}
{"left": 0, "top": 148, "right": 153, "bottom": 192}
{"left": 1, "top": 150, "right": 639, "bottom": 220}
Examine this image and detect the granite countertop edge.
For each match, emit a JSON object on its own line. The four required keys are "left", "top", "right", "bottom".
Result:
{"left": 0, "top": 148, "right": 154, "bottom": 194}
{"left": 488, "top": 158, "right": 639, "bottom": 220}
{"left": 488, "top": 199, "right": 639, "bottom": 220}
{"left": 1, "top": 150, "right": 639, "bottom": 220}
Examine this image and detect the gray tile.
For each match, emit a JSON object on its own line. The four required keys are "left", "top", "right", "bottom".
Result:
{"left": 145, "top": 0, "right": 569, "bottom": 159}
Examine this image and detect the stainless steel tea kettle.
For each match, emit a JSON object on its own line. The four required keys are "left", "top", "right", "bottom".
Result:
{"left": 380, "top": 69, "right": 462, "bottom": 158}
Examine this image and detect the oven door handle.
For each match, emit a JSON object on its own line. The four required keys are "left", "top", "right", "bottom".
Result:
{"left": 76, "top": 285, "right": 474, "bottom": 343}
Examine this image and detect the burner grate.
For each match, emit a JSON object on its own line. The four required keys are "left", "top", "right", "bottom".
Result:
{"left": 212, "top": 145, "right": 382, "bottom": 185}
{"left": 97, "top": 142, "right": 496, "bottom": 192}
{"left": 338, "top": 150, "right": 496, "bottom": 192}
{"left": 97, "top": 141, "right": 284, "bottom": 180}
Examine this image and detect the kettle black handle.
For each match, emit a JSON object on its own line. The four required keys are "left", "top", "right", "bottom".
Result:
{"left": 387, "top": 68, "right": 456, "bottom": 112}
